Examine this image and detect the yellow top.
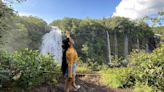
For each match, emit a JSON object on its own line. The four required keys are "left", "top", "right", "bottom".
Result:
{"left": 66, "top": 46, "right": 78, "bottom": 78}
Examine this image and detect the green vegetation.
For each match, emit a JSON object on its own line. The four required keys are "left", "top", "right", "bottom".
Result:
{"left": 0, "top": 1, "right": 164, "bottom": 92}
{"left": 130, "top": 44, "right": 164, "bottom": 92}
{"left": 99, "top": 67, "right": 133, "bottom": 88}
{"left": 0, "top": 0, "right": 49, "bottom": 51}
{"left": 0, "top": 48, "right": 60, "bottom": 91}
{"left": 152, "top": 26, "right": 164, "bottom": 41}
{"left": 0, "top": 2, "right": 58, "bottom": 91}
{"left": 99, "top": 43, "right": 164, "bottom": 92}
{"left": 76, "top": 59, "right": 92, "bottom": 73}
{"left": 50, "top": 17, "right": 153, "bottom": 64}
{"left": 0, "top": 16, "right": 49, "bottom": 51}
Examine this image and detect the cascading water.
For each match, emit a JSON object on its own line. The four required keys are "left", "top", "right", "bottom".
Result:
{"left": 40, "top": 26, "right": 62, "bottom": 63}
{"left": 137, "top": 38, "right": 140, "bottom": 51}
{"left": 124, "top": 32, "right": 128, "bottom": 59}
{"left": 106, "top": 31, "right": 112, "bottom": 64}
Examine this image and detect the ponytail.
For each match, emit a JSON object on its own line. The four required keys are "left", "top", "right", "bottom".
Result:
{"left": 61, "top": 38, "right": 70, "bottom": 75}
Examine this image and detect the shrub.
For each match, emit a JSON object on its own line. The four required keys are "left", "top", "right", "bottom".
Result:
{"left": 0, "top": 48, "right": 61, "bottom": 91}
{"left": 134, "top": 82, "right": 154, "bottom": 92}
{"left": 76, "top": 58, "right": 92, "bottom": 73}
{"left": 99, "top": 67, "right": 133, "bottom": 88}
{"left": 128, "top": 43, "right": 164, "bottom": 91}
{"left": 100, "top": 44, "right": 164, "bottom": 92}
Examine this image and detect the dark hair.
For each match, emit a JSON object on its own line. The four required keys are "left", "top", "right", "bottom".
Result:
{"left": 61, "top": 38, "right": 70, "bottom": 75}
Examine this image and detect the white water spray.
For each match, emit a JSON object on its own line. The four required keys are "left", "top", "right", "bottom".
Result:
{"left": 40, "top": 26, "right": 62, "bottom": 63}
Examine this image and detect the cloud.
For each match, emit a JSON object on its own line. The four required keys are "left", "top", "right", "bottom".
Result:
{"left": 18, "top": 12, "right": 33, "bottom": 16}
{"left": 113, "top": 0, "right": 164, "bottom": 19}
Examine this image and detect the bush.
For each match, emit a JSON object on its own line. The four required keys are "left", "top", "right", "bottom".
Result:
{"left": 99, "top": 67, "right": 133, "bottom": 88}
{"left": 127, "top": 43, "right": 164, "bottom": 92}
{"left": 0, "top": 48, "right": 61, "bottom": 91}
{"left": 134, "top": 82, "right": 154, "bottom": 92}
{"left": 99, "top": 44, "right": 164, "bottom": 92}
{"left": 76, "top": 58, "right": 92, "bottom": 73}
{"left": 0, "top": 51, "right": 12, "bottom": 88}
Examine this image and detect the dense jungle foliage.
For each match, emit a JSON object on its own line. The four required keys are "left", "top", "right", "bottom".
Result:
{"left": 0, "top": 0, "right": 164, "bottom": 92}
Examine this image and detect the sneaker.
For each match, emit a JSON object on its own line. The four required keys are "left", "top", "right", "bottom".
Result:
{"left": 73, "top": 85, "right": 80, "bottom": 91}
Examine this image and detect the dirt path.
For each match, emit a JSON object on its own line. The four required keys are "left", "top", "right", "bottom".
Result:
{"left": 29, "top": 74, "right": 132, "bottom": 92}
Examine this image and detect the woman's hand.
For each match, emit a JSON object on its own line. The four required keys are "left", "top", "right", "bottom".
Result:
{"left": 66, "top": 31, "right": 70, "bottom": 38}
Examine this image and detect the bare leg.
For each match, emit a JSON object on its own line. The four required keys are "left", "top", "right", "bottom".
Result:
{"left": 64, "top": 77, "right": 72, "bottom": 92}
{"left": 72, "top": 75, "right": 77, "bottom": 87}
{"left": 72, "top": 75, "right": 80, "bottom": 91}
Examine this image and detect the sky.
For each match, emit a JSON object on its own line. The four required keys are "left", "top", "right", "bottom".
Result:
{"left": 7, "top": 0, "right": 164, "bottom": 23}
{"left": 10, "top": 0, "right": 120, "bottom": 23}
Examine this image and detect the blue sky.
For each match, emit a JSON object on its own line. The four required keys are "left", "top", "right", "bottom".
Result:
{"left": 11, "top": 0, "right": 121, "bottom": 23}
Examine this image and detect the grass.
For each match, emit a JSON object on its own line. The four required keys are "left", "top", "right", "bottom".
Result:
{"left": 99, "top": 67, "right": 133, "bottom": 88}
{"left": 76, "top": 63, "right": 92, "bottom": 73}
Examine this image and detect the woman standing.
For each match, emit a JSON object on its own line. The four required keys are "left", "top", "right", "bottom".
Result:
{"left": 62, "top": 32, "right": 80, "bottom": 92}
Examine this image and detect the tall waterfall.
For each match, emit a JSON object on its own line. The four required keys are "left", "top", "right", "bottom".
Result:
{"left": 106, "top": 31, "right": 112, "bottom": 64}
{"left": 124, "top": 33, "right": 128, "bottom": 59}
{"left": 40, "top": 26, "right": 62, "bottom": 63}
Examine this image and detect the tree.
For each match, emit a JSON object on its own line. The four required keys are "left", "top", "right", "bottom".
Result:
{"left": 0, "top": 0, "right": 27, "bottom": 46}
{"left": 143, "top": 12, "right": 164, "bottom": 27}
{"left": 0, "top": 1, "right": 14, "bottom": 46}
{"left": 51, "top": 17, "right": 153, "bottom": 64}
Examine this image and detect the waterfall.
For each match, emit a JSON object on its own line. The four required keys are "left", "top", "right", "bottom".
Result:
{"left": 146, "top": 43, "right": 149, "bottom": 53}
{"left": 124, "top": 33, "right": 128, "bottom": 59}
{"left": 137, "top": 38, "right": 140, "bottom": 51}
{"left": 40, "top": 26, "right": 62, "bottom": 63}
{"left": 106, "top": 31, "right": 112, "bottom": 64}
{"left": 114, "top": 31, "right": 118, "bottom": 59}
